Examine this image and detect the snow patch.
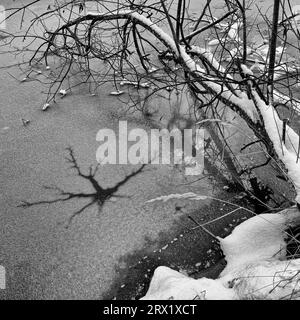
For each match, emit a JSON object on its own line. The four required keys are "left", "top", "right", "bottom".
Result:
{"left": 142, "top": 207, "right": 300, "bottom": 300}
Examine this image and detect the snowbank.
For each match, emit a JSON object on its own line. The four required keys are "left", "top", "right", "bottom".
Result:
{"left": 142, "top": 206, "right": 300, "bottom": 300}
{"left": 141, "top": 266, "right": 234, "bottom": 300}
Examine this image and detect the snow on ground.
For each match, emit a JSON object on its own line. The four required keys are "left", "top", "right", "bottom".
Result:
{"left": 142, "top": 206, "right": 300, "bottom": 300}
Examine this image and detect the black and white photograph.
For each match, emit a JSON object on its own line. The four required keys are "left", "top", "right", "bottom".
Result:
{"left": 0, "top": 0, "right": 300, "bottom": 304}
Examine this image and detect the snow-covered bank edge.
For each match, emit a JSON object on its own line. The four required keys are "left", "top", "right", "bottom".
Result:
{"left": 141, "top": 206, "right": 300, "bottom": 300}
